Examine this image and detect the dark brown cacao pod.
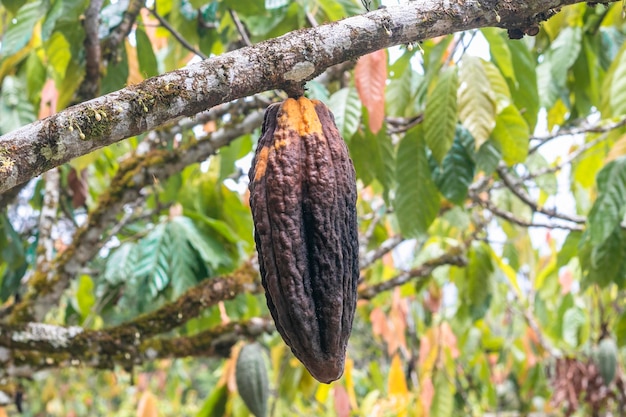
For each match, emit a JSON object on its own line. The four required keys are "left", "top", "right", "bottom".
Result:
{"left": 248, "top": 97, "right": 359, "bottom": 383}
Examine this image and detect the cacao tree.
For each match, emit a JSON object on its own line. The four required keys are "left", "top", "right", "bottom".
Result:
{"left": 0, "top": 0, "right": 625, "bottom": 415}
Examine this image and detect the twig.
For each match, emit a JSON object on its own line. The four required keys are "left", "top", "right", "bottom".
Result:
{"left": 471, "top": 189, "right": 584, "bottom": 231}
{"left": 496, "top": 163, "right": 586, "bottom": 224}
{"left": 529, "top": 115, "right": 626, "bottom": 154}
{"left": 103, "top": 0, "right": 144, "bottom": 65}
{"left": 523, "top": 130, "right": 611, "bottom": 181}
{"left": 148, "top": 7, "right": 208, "bottom": 59}
{"left": 358, "top": 248, "right": 467, "bottom": 299}
{"left": 77, "top": 0, "right": 104, "bottom": 100}
{"left": 360, "top": 235, "right": 404, "bottom": 269}
{"left": 229, "top": 9, "right": 252, "bottom": 46}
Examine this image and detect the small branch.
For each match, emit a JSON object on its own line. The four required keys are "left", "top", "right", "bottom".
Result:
{"left": 77, "top": 0, "right": 104, "bottom": 100}
{"left": 358, "top": 248, "right": 468, "bottom": 299}
{"left": 359, "top": 235, "right": 404, "bottom": 269}
{"left": 523, "top": 130, "right": 611, "bottom": 181}
{"left": 496, "top": 163, "right": 586, "bottom": 224}
{"left": 229, "top": 9, "right": 252, "bottom": 47}
{"left": 103, "top": 0, "right": 144, "bottom": 64}
{"left": 34, "top": 169, "right": 60, "bottom": 275}
{"left": 470, "top": 189, "right": 584, "bottom": 231}
{"left": 529, "top": 115, "right": 626, "bottom": 154}
{"left": 148, "top": 7, "right": 208, "bottom": 59}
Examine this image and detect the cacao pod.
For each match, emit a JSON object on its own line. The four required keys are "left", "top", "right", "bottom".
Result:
{"left": 235, "top": 342, "right": 269, "bottom": 417}
{"left": 248, "top": 96, "right": 359, "bottom": 383}
{"left": 595, "top": 337, "right": 618, "bottom": 385}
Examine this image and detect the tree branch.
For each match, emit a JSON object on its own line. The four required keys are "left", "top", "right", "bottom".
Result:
{"left": 0, "top": 0, "right": 610, "bottom": 193}
{"left": 358, "top": 248, "right": 468, "bottom": 300}
{"left": 496, "top": 163, "right": 586, "bottom": 224}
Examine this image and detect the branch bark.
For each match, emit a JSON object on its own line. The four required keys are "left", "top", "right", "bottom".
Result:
{"left": 0, "top": 0, "right": 611, "bottom": 193}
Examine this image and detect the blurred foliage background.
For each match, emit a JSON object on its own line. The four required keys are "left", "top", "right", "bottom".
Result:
{"left": 2, "top": 0, "right": 626, "bottom": 416}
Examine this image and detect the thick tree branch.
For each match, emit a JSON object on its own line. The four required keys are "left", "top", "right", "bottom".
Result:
{"left": 0, "top": 0, "right": 612, "bottom": 193}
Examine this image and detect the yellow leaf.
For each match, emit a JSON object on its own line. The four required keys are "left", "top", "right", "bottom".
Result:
{"left": 315, "top": 382, "right": 331, "bottom": 403}
{"left": 126, "top": 40, "right": 144, "bottom": 85}
{"left": 137, "top": 391, "right": 158, "bottom": 417}
{"left": 606, "top": 133, "right": 626, "bottom": 162}
{"left": 344, "top": 358, "right": 359, "bottom": 410}
{"left": 388, "top": 354, "right": 408, "bottom": 396}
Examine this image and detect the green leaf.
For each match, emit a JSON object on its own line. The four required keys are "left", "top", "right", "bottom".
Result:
{"left": 197, "top": 383, "right": 229, "bottom": 417}
{"left": 167, "top": 219, "right": 203, "bottom": 297}
{"left": 562, "top": 307, "right": 586, "bottom": 348}
{"left": 327, "top": 87, "right": 361, "bottom": 140}
{"left": 465, "top": 242, "right": 494, "bottom": 321}
{"left": 103, "top": 242, "right": 139, "bottom": 285}
{"left": 0, "top": 1, "right": 43, "bottom": 57}
{"left": 172, "top": 215, "right": 229, "bottom": 270}
{"left": 490, "top": 105, "right": 529, "bottom": 165}
{"left": 587, "top": 157, "right": 626, "bottom": 246}
{"left": 482, "top": 28, "right": 515, "bottom": 82}
{"left": 580, "top": 227, "right": 626, "bottom": 289}
{"left": 394, "top": 128, "right": 440, "bottom": 237}
{"left": 424, "top": 67, "right": 458, "bottom": 163}
{"left": 538, "top": 27, "right": 583, "bottom": 109}
{"left": 386, "top": 62, "right": 419, "bottom": 117}
{"left": 46, "top": 32, "right": 71, "bottom": 83}
{"left": 100, "top": 45, "right": 128, "bottom": 94}
{"left": 0, "top": 214, "right": 27, "bottom": 301}
{"left": 1, "top": 0, "right": 27, "bottom": 14}
{"left": 610, "top": 42, "right": 626, "bottom": 116}
{"left": 218, "top": 134, "right": 252, "bottom": 181}
{"left": 0, "top": 76, "right": 36, "bottom": 134}
{"left": 432, "top": 127, "right": 475, "bottom": 205}
{"left": 557, "top": 231, "right": 583, "bottom": 268}
{"left": 457, "top": 125, "right": 501, "bottom": 175}
{"left": 549, "top": 27, "right": 583, "bottom": 82}
{"left": 431, "top": 371, "right": 454, "bottom": 417}
{"left": 134, "top": 223, "right": 171, "bottom": 297}
{"left": 349, "top": 126, "right": 395, "bottom": 199}
{"left": 482, "top": 60, "right": 512, "bottom": 113}
{"left": 507, "top": 40, "right": 538, "bottom": 131}
{"left": 458, "top": 56, "right": 496, "bottom": 149}
{"left": 75, "top": 275, "right": 95, "bottom": 319}
{"left": 135, "top": 27, "right": 159, "bottom": 78}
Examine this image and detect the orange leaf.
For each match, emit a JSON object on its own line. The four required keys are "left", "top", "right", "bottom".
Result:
{"left": 388, "top": 354, "right": 408, "bottom": 396}
{"left": 388, "top": 288, "right": 408, "bottom": 355}
{"left": 439, "top": 322, "right": 459, "bottom": 359}
{"left": 137, "top": 391, "right": 158, "bottom": 417}
{"left": 559, "top": 268, "right": 573, "bottom": 295}
{"left": 419, "top": 376, "right": 434, "bottom": 417}
{"left": 126, "top": 40, "right": 144, "bottom": 84}
{"left": 370, "top": 307, "right": 388, "bottom": 340}
{"left": 334, "top": 385, "right": 351, "bottom": 417}
{"left": 39, "top": 79, "right": 58, "bottom": 118}
{"left": 355, "top": 49, "right": 387, "bottom": 133}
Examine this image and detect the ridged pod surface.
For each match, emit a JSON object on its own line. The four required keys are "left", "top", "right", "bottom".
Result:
{"left": 248, "top": 97, "right": 358, "bottom": 383}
